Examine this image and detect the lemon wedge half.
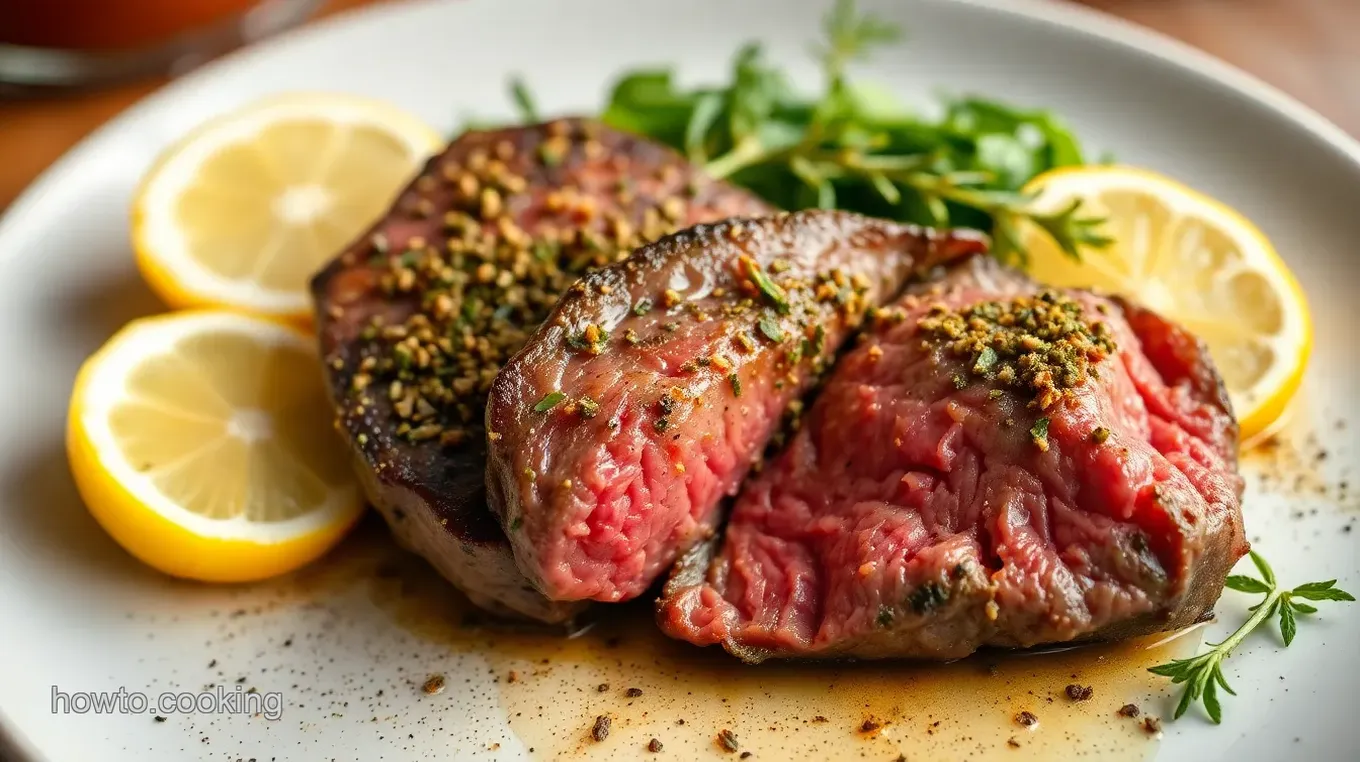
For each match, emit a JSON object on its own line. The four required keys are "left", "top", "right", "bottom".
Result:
{"left": 67, "top": 310, "right": 364, "bottom": 582}
{"left": 132, "top": 93, "right": 442, "bottom": 323}
{"left": 1021, "top": 165, "right": 1311, "bottom": 440}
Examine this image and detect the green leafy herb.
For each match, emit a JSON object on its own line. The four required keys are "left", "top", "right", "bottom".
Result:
{"left": 728, "top": 373, "right": 743, "bottom": 397}
{"left": 1149, "top": 550, "right": 1354, "bottom": 724}
{"left": 509, "top": 75, "right": 540, "bottom": 123}
{"left": 533, "top": 391, "right": 566, "bottom": 412}
{"left": 591, "top": 0, "right": 1109, "bottom": 265}
{"left": 973, "top": 345, "right": 998, "bottom": 374}
{"left": 1029, "top": 417, "right": 1050, "bottom": 447}
{"left": 759, "top": 317, "right": 785, "bottom": 342}
{"left": 743, "top": 258, "right": 791, "bottom": 313}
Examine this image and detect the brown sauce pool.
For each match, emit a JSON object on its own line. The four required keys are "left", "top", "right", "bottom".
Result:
{"left": 351, "top": 541, "right": 1196, "bottom": 760}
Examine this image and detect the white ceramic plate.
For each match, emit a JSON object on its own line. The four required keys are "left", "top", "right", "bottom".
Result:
{"left": 2, "top": 0, "right": 1358, "bottom": 760}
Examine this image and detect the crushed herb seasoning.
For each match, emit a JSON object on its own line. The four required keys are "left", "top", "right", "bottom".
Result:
{"left": 740, "top": 256, "right": 790, "bottom": 313}
{"left": 577, "top": 396, "right": 601, "bottom": 418}
{"left": 907, "top": 581, "right": 949, "bottom": 613}
{"left": 917, "top": 291, "right": 1116, "bottom": 410}
{"left": 534, "top": 392, "right": 566, "bottom": 412}
{"left": 330, "top": 123, "right": 699, "bottom": 450}
{"left": 1090, "top": 426, "right": 1111, "bottom": 444}
{"left": 728, "top": 373, "right": 743, "bottom": 397}
{"left": 568, "top": 323, "right": 610, "bottom": 355}
{"left": 758, "top": 316, "right": 785, "bottom": 342}
{"left": 876, "top": 605, "right": 894, "bottom": 628}
{"left": 1031, "top": 417, "right": 1051, "bottom": 451}
{"left": 973, "top": 345, "right": 999, "bottom": 374}
{"left": 717, "top": 729, "right": 740, "bottom": 752}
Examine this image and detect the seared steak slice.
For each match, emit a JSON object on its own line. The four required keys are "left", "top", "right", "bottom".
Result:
{"left": 312, "top": 119, "right": 773, "bottom": 623}
{"left": 486, "top": 211, "right": 989, "bottom": 603}
{"left": 658, "top": 256, "right": 1247, "bottom": 661}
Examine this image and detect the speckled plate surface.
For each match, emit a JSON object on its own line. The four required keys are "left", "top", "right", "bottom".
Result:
{"left": 1, "top": 0, "right": 1358, "bottom": 760}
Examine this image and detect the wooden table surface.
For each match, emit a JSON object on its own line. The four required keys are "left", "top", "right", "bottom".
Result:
{"left": 1, "top": 0, "right": 1357, "bottom": 212}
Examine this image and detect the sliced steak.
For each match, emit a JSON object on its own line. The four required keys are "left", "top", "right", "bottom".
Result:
{"left": 312, "top": 119, "right": 773, "bottom": 623}
{"left": 658, "top": 255, "right": 1247, "bottom": 661}
{"left": 486, "top": 211, "right": 989, "bottom": 603}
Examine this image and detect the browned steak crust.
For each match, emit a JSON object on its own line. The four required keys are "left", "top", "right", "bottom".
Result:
{"left": 658, "top": 256, "right": 1247, "bottom": 661}
{"left": 486, "top": 211, "right": 989, "bottom": 605}
{"left": 311, "top": 119, "right": 773, "bottom": 623}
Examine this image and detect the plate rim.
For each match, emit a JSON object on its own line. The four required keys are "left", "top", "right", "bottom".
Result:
{"left": 3, "top": 0, "right": 1360, "bottom": 248}
{"left": 2, "top": 0, "right": 1358, "bottom": 759}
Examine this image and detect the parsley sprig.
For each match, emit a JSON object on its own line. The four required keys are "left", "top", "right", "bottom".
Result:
{"left": 1149, "top": 550, "right": 1354, "bottom": 724}
{"left": 593, "top": 0, "right": 1111, "bottom": 265}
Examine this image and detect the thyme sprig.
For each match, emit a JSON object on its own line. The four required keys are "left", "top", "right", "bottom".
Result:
{"left": 1149, "top": 550, "right": 1354, "bottom": 724}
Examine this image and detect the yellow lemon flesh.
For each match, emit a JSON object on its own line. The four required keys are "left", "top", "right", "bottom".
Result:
{"left": 132, "top": 92, "right": 442, "bottom": 323}
{"left": 67, "top": 311, "right": 364, "bottom": 582}
{"left": 1021, "top": 166, "right": 1311, "bottom": 441}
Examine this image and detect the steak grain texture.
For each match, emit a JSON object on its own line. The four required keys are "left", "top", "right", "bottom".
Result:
{"left": 658, "top": 256, "right": 1247, "bottom": 660}
{"left": 312, "top": 119, "right": 773, "bottom": 623}
{"left": 486, "top": 211, "right": 989, "bottom": 603}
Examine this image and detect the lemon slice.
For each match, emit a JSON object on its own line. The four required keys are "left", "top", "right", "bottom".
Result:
{"left": 67, "top": 311, "right": 364, "bottom": 582}
{"left": 132, "top": 93, "right": 442, "bottom": 323}
{"left": 1021, "top": 166, "right": 1312, "bottom": 440}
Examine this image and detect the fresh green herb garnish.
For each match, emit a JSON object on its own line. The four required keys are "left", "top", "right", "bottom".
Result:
{"left": 1150, "top": 551, "right": 1354, "bottom": 724}
{"left": 758, "top": 317, "right": 785, "bottom": 343}
{"left": 588, "top": 0, "right": 1110, "bottom": 265}
{"left": 742, "top": 257, "right": 790, "bottom": 312}
{"left": 533, "top": 391, "right": 566, "bottom": 412}
{"left": 1029, "top": 417, "right": 1050, "bottom": 449}
{"left": 509, "top": 75, "right": 540, "bottom": 123}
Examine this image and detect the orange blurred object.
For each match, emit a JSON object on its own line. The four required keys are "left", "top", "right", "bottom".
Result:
{"left": 0, "top": 0, "right": 263, "bottom": 51}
